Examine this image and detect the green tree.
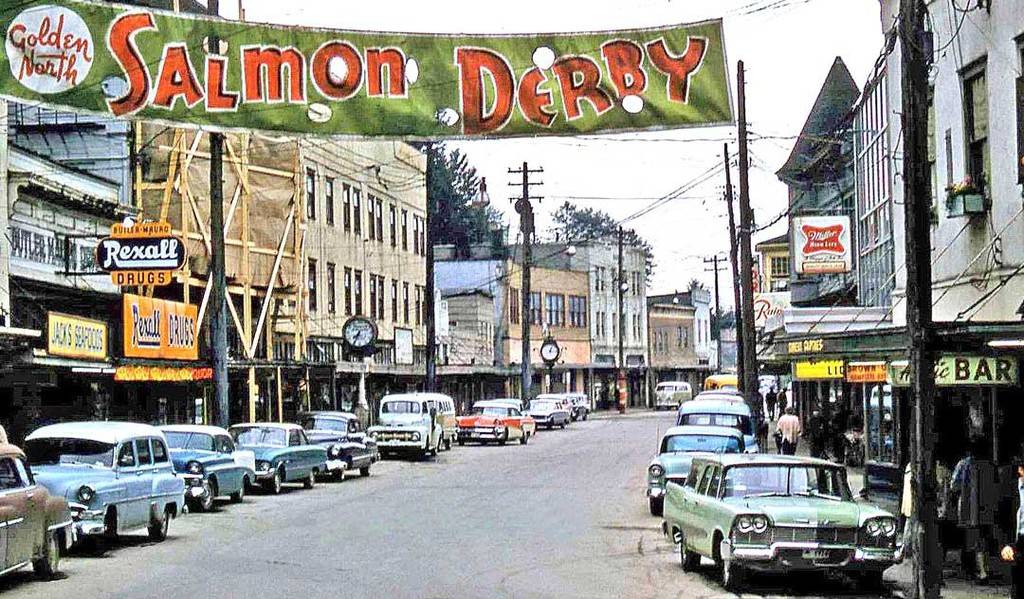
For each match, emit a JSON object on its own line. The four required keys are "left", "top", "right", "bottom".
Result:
{"left": 547, "top": 202, "right": 655, "bottom": 277}
{"left": 425, "top": 144, "right": 505, "bottom": 256}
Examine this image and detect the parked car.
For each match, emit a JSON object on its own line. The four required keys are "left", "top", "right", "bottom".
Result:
{"left": 299, "top": 411, "right": 378, "bottom": 480}
{"left": 704, "top": 374, "right": 739, "bottom": 391}
{"left": 160, "top": 425, "right": 256, "bottom": 511}
{"left": 662, "top": 454, "right": 897, "bottom": 593}
{"left": 655, "top": 382, "right": 694, "bottom": 409}
{"left": 368, "top": 393, "right": 445, "bottom": 458}
{"left": 526, "top": 397, "right": 571, "bottom": 429}
{"left": 676, "top": 399, "right": 760, "bottom": 453}
{"left": 456, "top": 400, "right": 536, "bottom": 446}
{"left": 536, "top": 393, "right": 573, "bottom": 415}
{"left": 646, "top": 425, "right": 745, "bottom": 516}
{"left": 0, "top": 428, "right": 72, "bottom": 579}
{"left": 565, "top": 392, "right": 590, "bottom": 421}
{"left": 228, "top": 423, "right": 327, "bottom": 494}
{"left": 25, "top": 422, "right": 184, "bottom": 544}
{"left": 423, "top": 394, "right": 458, "bottom": 451}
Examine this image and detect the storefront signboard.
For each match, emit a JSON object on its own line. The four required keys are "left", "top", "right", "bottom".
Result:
{"left": 47, "top": 311, "right": 107, "bottom": 360}
{"left": 122, "top": 294, "right": 199, "bottom": 360}
{"left": 888, "top": 356, "right": 1019, "bottom": 387}
{"left": 793, "top": 215, "right": 853, "bottom": 275}
{"left": 754, "top": 292, "right": 790, "bottom": 330}
{"left": 1, "top": 1, "right": 732, "bottom": 139}
{"left": 97, "top": 222, "right": 186, "bottom": 286}
{"left": 845, "top": 361, "right": 887, "bottom": 384}
{"left": 395, "top": 328, "right": 413, "bottom": 365}
{"left": 114, "top": 365, "right": 212, "bottom": 382}
{"left": 793, "top": 359, "right": 844, "bottom": 380}
{"left": 786, "top": 338, "right": 826, "bottom": 355}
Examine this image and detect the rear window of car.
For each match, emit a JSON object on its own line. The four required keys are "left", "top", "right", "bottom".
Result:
{"left": 678, "top": 413, "right": 752, "bottom": 435}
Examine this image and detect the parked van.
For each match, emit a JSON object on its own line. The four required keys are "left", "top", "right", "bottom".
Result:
{"left": 703, "top": 374, "right": 739, "bottom": 391}
{"left": 654, "top": 382, "right": 693, "bottom": 409}
{"left": 368, "top": 393, "right": 449, "bottom": 458}
{"left": 423, "top": 394, "right": 457, "bottom": 451}
{"left": 675, "top": 398, "right": 759, "bottom": 453}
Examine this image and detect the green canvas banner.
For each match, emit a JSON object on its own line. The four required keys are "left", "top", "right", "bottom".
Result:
{"left": 1, "top": 0, "right": 733, "bottom": 138}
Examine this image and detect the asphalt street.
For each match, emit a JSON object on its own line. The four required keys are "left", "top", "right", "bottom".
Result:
{"left": 0, "top": 411, "right": 892, "bottom": 599}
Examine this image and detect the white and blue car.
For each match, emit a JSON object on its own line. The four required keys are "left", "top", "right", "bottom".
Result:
{"left": 228, "top": 423, "right": 327, "bottom": 494}
{"left": 24, "top": 422, "right": 185, "bottom": 545}
{"left": 160, "top": 425, "right": 256, "bottom": 511}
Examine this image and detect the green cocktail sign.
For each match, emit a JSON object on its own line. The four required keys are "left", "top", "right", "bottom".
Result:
{"left": 1, "top": 0, "right": 733, "bottom": 138}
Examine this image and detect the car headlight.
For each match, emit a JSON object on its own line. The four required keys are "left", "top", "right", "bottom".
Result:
{"left": 186, "top": 460, "right": 203, "bottom": 475}
{"left": 865, "top": 519, "right": 882, "bottom": 537}
{"left": 735, "top": 515, "right": 754, "bottom": 533}
{"left": 369, "top": 431, "right": 378, "bottom": 438}
{"left": 77, "top": 485, "right": 95, "bottom": 503}
{"left": 329, "top": 445, "right": 341, "bottom": 458}
{"left": 880, "top": 518, "right": 897, "bottom": 537}
{"left": 648, "top": 464, "right": 665, "bottom": 478}
{"left": 412, "top": 432, "right": 421, "bottom": 441}
{"left": 752, "top": 515, "right": 770, "bottom": 534}
{"left": 256, "top": 460, "right": 272, "bottom": 473}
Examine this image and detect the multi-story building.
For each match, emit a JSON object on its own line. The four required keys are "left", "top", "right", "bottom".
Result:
{"left": 755, "top": 233, "right": 791, "bottom": 293}
{"left": 646, "top": 290, "right": 713, "bottom": 395}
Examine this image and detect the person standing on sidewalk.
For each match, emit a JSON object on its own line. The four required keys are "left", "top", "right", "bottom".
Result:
{"left": 777, "top": 388, "right": 789, "bottom": 416}
{"left": 777, "top": 407, "right": 801, "bottom": 455}
{"left": 765, "top": 387, "right": 778, "bottom": 421}
{"left": 1001, "top": 457, "right": 1024, "bottom": 598}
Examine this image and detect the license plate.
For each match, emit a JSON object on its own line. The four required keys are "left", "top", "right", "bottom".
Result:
{"left": 803, "top": 550, "right": 830, "bottom": 560}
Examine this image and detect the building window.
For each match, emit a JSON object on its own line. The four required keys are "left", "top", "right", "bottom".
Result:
{"left": 377, "top": 275, "right": 385, "bottom": 321}
{"left": 375, "top": 198, "right": 384, "bottom": 243}
{"left": 305, "top": 168, "right": 316, "bottom": 221}
{"left": 594, "top": 267, "right": 605, "bottom": 292}
{"left": 510, "top": 287, "right": 520, "bottom": 324}
{"left": 770, "top": 256, "right": 789, "bottom": 280}
{"left": 401, "top": 210, "right": 409, "bottom": 251}
{"left": 389, "top": 204, "right": 397, "bottom": 246}
{"left": 415, "top": 286, "right": 423, "bottom": 326}
{"left": 307, "top": 258, "right": 317, "bottom": 312}
{"left": 569, "top": 295, "right": 587, "bottom": 328}
{"left": 963, "top": 64, "right": 990, "bottom": 191}
{"left": 367, "top": 195, "right": 377, "bottom": 240}
{"left": 344, "top": 267, "right": 352, "bottom": 315}
{"left": 545, "top": 294, "right": 565, "bottom": 327}
{"left": 529, "top": 292, "right": 542, "bottom": 325}
{"left": 611, "top": 313, "right": 616, "bottom": 339}
{"left": 391, "top": 279, "right": 399, "bottom": 321}
{"left": 369, "top": 273, "right": 378, "bottom": 319}
{"left": 325, "top": 177, "right": 335, "bottom": 225}
{"left": 353, "top": 270, "right": 363, "bottom": 316}
{"left": 403, "top": 282, "right": 410, "bottom": 323}
{"left": 327, "top": 262, "right": 336, "bottom": 314}
{"left": 343, "top": 183, "right": 351, "bottom": 231}
{"left": 353, "top": 189, "right": 362, "bottom": 235}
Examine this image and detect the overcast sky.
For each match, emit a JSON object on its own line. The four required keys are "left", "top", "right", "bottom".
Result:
{"left": 233, "top": 0, "right": 883, "bottom": 305}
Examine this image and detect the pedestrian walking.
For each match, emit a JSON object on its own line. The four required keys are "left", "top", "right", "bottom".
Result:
{"left": 807, "top": 409, "right": 828, "bottom": 459}
{"left": 951, "top": 444, "right": 997, "bottom": 584}
{"left": 1000, "top": 456, "right": 1024, "bottom": 598}
{"left": 777, "top": 407, "right": 801, "bottom": 455}
{"left": 777, "top": 388, "right": 788, "bottom": 415}
{"left": 766, "top": 387, "right": 778, "bottom": 421}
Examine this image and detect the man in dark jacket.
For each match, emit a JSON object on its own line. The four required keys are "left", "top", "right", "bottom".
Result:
{"left": 1001, "top": 456, "right": 1024, "bottom": 598}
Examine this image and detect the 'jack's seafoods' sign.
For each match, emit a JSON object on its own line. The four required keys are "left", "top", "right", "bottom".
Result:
{"left": 122, "top": 293, "right": 198, "bottom": 360}
{"left": 1, "top": 1, "right": 733, "bottom": 138}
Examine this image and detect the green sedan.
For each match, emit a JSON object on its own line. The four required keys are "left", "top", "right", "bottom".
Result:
{"left": 662, "top": 454, "right": 897, "bottom": 593}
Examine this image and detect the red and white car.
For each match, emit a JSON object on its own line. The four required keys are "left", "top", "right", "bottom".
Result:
{"left": 456, "top": 400, "right": 536, "bottom": 446}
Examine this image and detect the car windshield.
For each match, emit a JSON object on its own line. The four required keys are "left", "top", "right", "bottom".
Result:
{"left": 662, "top": 434, "right": 741, "bottom": 454}
{"left": 164, "top": 432, "right": 215, "bottom": 451}
{"left": 382, "top": 401, "right": 421, "bottom": 414}
{"left": 678, "top": 413, "right": 753, "bottom": 435}
{"left": 473, "top": 407, "right": 507, "bottom": 416}
{"left": 530, "top": 401, "right": 556, "bottom": 411}
{"left": 721, "top": 465, "right": 852, "bottom": 501}
{"left": 301, "top": 417, "right": 347, "bottom": 432}
{"left": 25, "top": 437, "right": 115, "bottom": 468}
{"left": 231, "top": 427, "right": 287, "bottom": 447}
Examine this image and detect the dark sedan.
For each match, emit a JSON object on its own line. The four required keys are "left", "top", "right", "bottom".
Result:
{"left": 299, "top": 412, "right": 379, "bottom": 480}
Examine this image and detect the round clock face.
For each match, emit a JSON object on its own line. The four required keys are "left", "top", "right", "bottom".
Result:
{"left": 540, "top": 341, "right": 560, "bottom": 362}
{"left": 343, "top": 318, "right": 376, "bottom": 348}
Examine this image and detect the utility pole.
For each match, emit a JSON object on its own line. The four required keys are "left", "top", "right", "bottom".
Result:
{"left": 900, "top": 1, "right": 940, "bottom": 597}
{"left": 724, "top": 145, "right": 744, "bottom": 382}
{"left": 703, "top": 254, "right": 726, "bottom": 372}
{"left": 617, "top": 226, "right": 626, "bottom": 413}
{"left": 736, "top": 61, "right": 759, "bottom": 416}
{"left": 424, "top": 145, "right": 437, "bottom": 392}
{"left": 510, "top": 162, "right": 543, "bottom": 402}
{"left": 207, "top": 0, "right": 229, "bottom": 428}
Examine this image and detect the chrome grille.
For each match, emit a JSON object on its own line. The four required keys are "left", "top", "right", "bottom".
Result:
{"left": 771, "top": 527, "right": 857, "bottom": 545}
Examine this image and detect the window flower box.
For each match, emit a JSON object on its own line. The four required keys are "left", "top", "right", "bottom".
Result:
{"left": 945, "top": 177, "right": 988, "bottom": 217}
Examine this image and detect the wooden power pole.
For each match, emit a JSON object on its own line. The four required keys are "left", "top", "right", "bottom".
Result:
{"left": 510, "top": 162, "right": 543, "bottom": 403}
{"left": 207, "top": 0, "right": 229, "bottom": 428}
{"left": 424, "top": 145, "right": 437, "bottom": 392}
{"left": 736, "top": 61, "right": 760, "bottom": 415}
{"left": 900, "top": 1, "right": 940, "bottom": 597}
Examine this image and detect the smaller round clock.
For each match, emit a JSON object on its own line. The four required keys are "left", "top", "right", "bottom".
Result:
{"left": 343, "top": 317, "right": 377, "bottom": 350}
{"left": 540, "top": 339, "right": 561, "bottom": 364}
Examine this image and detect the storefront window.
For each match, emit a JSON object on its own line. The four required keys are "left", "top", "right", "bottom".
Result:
{"left": 865, "top": 384, "right": 895, "bottom": 464}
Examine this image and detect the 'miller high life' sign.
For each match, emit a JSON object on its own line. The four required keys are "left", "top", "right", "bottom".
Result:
{"left": 1, "top": 1, "right": 732, "bottom": 138}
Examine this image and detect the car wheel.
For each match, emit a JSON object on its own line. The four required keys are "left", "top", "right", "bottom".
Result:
{"left": 649, "top": 496, "right": 664, "bottom": 516}
{"left": 359, "top": 465, "right": 371, "bottom": 477}
{"left": 720, "top": 557, "right": 745, "bottom": 592}
{"left": 32, "top": 530, "right": 60, "bottom": 579}
{"left": 560, "top": 422, "right": 566, "bottom": 429}
{"left": 678, "top": 530, "right": 700, "bottom": 572}
{"left": 303, "top": 470, "right": 315, "bottom": 489}
{"left": 499, "top": 430, "right": 508, "bottom": 446}
{"left": 148, "top": 507, "right": 170, "bottom": 542}
{"left": 520, "top": 431, "right": 528, "bottom": 445}
{"left": 197, "top": 479, "right": 216, "bottom": 512}
{"left": 229, "top": 478, "right": 247, "bottom": 503}
{"left": 265, "top": 468, "right": 283, "bottom": 494}
{"left": 333, "top": 468, "right": 347, "bottom": 482}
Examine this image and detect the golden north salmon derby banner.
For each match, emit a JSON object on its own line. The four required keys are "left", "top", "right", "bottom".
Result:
{"left": 1, "top": 0, "right": 733, "bottom": 138}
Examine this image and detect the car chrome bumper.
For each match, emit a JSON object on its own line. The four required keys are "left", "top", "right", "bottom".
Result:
{"left": 724, "top": 541, "right": 896, "bottom": 570}
{"left": 68, "top": 507, "right": 107, "bottom": 537}
{"left": 375, "top": 440, "right": 425, "bottom": 450}
{"left": 458, "top": 430, "right": 503, "bottom": 440}
{"left": 253, "top": 470, "right": 276, "bottom": 481}
{"left": 646, "top": 486, "right": 665, "bottom": 499}
{"left": 325, "top": 459, "right": 348, "bottom": 472}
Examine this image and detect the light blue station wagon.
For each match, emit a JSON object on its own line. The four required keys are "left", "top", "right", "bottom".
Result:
{"left": 160, "top": 425, "right": 256, "bottom": 511}
{"left": 228, "top": 423, "right": 327, "bottom": 494}
{"left": 24, "top": 422, "right": 185, "bottom": 544}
